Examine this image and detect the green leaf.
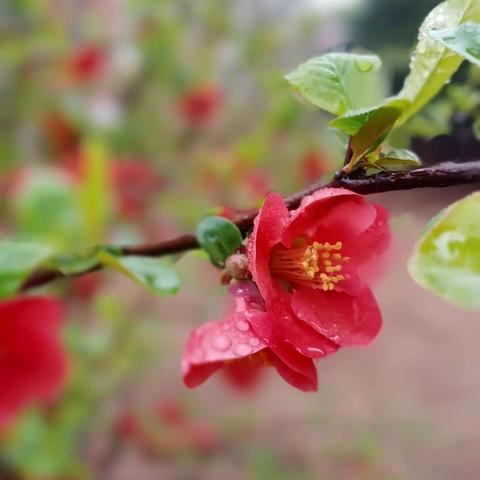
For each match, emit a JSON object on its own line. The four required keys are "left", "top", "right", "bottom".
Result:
{"left": 98, "top": 252, "right": 180, "bottom": 296}
{"left": 196, "top": 216, "right": 243, "bottom": 267}
{"left": 409, "top": 192, "right": 480, "bottom": 309}
{"left": 285, "top": 53, "right": 384, "bottom": 116}
{"left": 0, "top": 241, "right": 53, "bottom": 298}
{"left": 428, "top": 21, "right": 480, "bottom": 66}
{"left": 49, "top": 248, "right": 100, "bottom": 275}
{"left": 373, "top": 149, "right": 422, "bottom": 172}
{"left": 347, "top": 106, "right": 404, "bottom": 172}
{"left": 398, "top": 0, "right": 480, "bottom": 124}
{"left": 473, "top": 116, "right": 480, "bottom": 139}
{"left": 12, "top": 172, "right": 84, "bottom": 249}
{"left": 330, "top": 98, "right": 410, "bottom": 135}
{"left": 78, "top": 137, "right": 113, "bottom": 243}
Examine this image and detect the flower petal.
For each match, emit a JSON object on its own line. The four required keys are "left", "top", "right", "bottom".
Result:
{"left": 343, "top": 203, "right": 391, "bottom": 266}
{"left": 221, "top": 359, "right": 265, "bottom": 392}
{"left": 246, "top": 295, "right": 339, "bottom": 360}
{"left": 0, "top": 297, "right": 67, "bottom": 426}
{"left": 182, "top": 311, "right": 267, "bottom": 388}
{"left": 291, "top": 283, "right": 382, "bottom": 347}
{"left": 248, "top": 192, "right": 289, "bottom": 299}
{"left": 265, "top": 346, "right": 318, "bottom": 392}
{"left": 282, "top": 188, "right": 366, "bottom": 246}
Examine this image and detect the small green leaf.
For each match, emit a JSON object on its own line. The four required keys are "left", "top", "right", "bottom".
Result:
{"left": 409, "top": 192, "right": 480, "bottom": 309}
{"left": 398, "top": 0, "right": 480, "bottom": 124}
{"left": 473, "top": 116, "right": 480, "bottom": 139}
{"left": 49, "top": 248, "right": 100, "bottom": 275}
{"left": 330, "top": 98, "right": 410, "bottom": 135}
{"left": 373, "top": 149, "right": 422, "bottom": 172}
{"left": 98, "top": 252, "right": 180, "bottom": 296}
{"left": 0, "top": 241, "right": 53, "bottom": 298}
{"left": 285, "top": 53, "right": 384, "bottom": 116}
{"left": 196, "top": 216, "right": 243, "bottom": 267}
{"left": 347, "top": 106, "right": 403, "bottom": 172}
{"left": 428, "top": 21, "right": 480, "bottom": 66}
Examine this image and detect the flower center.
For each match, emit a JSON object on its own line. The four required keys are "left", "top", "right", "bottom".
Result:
{"left": 269, "top": 240, "right": 350, "bottom": 291}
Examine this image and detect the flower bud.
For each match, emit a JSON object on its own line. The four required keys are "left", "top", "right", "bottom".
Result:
{"left": 224, "top": 253, "right": 249, "bottom": 280}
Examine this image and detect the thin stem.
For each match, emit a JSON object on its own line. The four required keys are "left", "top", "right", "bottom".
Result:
{"left": 21, "top": 161, "right": 480, "bottom": 291}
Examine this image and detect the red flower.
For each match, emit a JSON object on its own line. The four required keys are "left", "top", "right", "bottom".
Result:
{"left": 248, "top": 188, "right": 390, "bottom": 351}
{"left": 111, "top": 160, "right": 162, "bottom": 218}
{"left": 184, "top": 188, "right": 390, "bottom": 392}
{"left": 178, "top": 86, "right": 223, "bottom": 126}
{"left": 0, "top": 297, "right": 67, "bottom": 426}
{"left": 300, "top": 150, "right": 330, "bottom": 183}
{"left": 72, "top": 273, "right": 101, "bottom": 301}
{"left": 182, "top": 281, "right": 323, "bottom": 391}
{"left": 43, "top": 111, "right": 79, "bottom": 157}
{"left": 65, "top": 154, "right": 161, "bottom": 218}
{"left": 69, "top": 45, "right": 105, "bottom": 82}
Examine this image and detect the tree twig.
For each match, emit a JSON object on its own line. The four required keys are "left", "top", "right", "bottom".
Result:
{"left": 21, "top": 161, "right": 480, "bottom": 292}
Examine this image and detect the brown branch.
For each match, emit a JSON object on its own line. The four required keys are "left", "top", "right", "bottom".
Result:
{"left": 21, "top": 161, "right": 480, "bottom": 292}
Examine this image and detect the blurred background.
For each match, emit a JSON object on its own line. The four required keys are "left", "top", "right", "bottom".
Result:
{"left": 2, "top": 0, "right": 480, "bottom": 479}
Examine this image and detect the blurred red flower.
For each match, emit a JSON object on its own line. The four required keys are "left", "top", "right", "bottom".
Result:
{"left": 72, "top": 273, "right": 101, "bottom": 301}
{"left": 300, "top": 149, "right": 330, "bottom": 183}
{"left": 178, "top": 86, "right": 223, "bottom": 126}
{"left": 69, "top": 44, "right": 105, "bottom": 82}
{"left": 111, "top": 160, "right": 162, "bottom": 218}
{"left": 43, "top": 111, "right": 79, "bottom": 157}
{"left": 116, "top": 412, "right": 148, "bottom": 445}
{"left": 248, "top": 188, "right": 390, "bottom": 355}
{"left": 244, "top": 170, "right": 271, "bottom": 198}
{"left": 157, "top": 400, "right": 187, "bottom": 427}
{"left": 0, "top": 297, "right": 67, "bottom": 426}
{"left": 66, "top": 154, "right": 161, "bottom": 218}
{"left": 182, "top": 281, "right": 323, "bottom": 391}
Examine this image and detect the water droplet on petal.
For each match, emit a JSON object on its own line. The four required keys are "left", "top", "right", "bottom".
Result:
{"left": 249, "top": 337, "right": 260, "bottom": 347}
{"left": 235, "top": 319, "right": 250, "bottom": 332}
{"left": 307, "top": 346, "right": 325, "bottom": 355}
{"left": 212, "top": 335, "right": 231, "bottom": 351}
{"left": 234, "top": 343, "right": 252, "bottom": 356}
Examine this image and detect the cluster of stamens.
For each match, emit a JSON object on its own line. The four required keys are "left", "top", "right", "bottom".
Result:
{"left": 270, "top": 241, "right": 350, "bottom": 292}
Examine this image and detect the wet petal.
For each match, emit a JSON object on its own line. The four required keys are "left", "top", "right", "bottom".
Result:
{"left": 291, "top": 284, "right": 382, "bottom": 347}
{"left": 182, "top": 310, "right": 267, "bottom": 388}
{"left": 246, "top": 294, "right": 339, "bottom": 360}
{"left": 248, "top": 193, "right": 289, "bottom": 300}
{"left": 266, "top": 346, "right": 318, "bottom": 392}
{"left": 282, "top": 188, "right": 364, "bottom": 246}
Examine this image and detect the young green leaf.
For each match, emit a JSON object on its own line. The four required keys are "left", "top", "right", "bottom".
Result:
{"left": 347, "top": 106, "right": 403, "bottom": 173}
{"left": 374, "top": 149, "right": 422, "bottom": 172}
{"left": 98, "top": 252, "right": 180, "bottom": 296}
{"left": 49, "top": 248, "right": 101, "bottom": 275}
{"left": 196, "top": 216, "right": 243, "bottom": 267}
{"left": 428, "top": 21, "right": 480, "bottom": 66}
{"left": 330, "top": 98, "right": 410, "bottom": 135}
{"left": 398, "top": 0, "right": 480, "bottom": 124}
{"left": 285, "top": 53, "right": 384, "bottom": 116}
{"left": 409, "top": 192, "right": 480, "bottom": 309}
{"left": 0, "top": 241, "right": 53, "bottom": 298}
{"left": 473, "top": 116, "right": 480, "bottom": 139}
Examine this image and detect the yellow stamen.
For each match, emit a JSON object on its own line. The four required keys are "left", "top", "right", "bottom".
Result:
{"left": 269, "top": 240, "right": 350, "bottom": 291}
